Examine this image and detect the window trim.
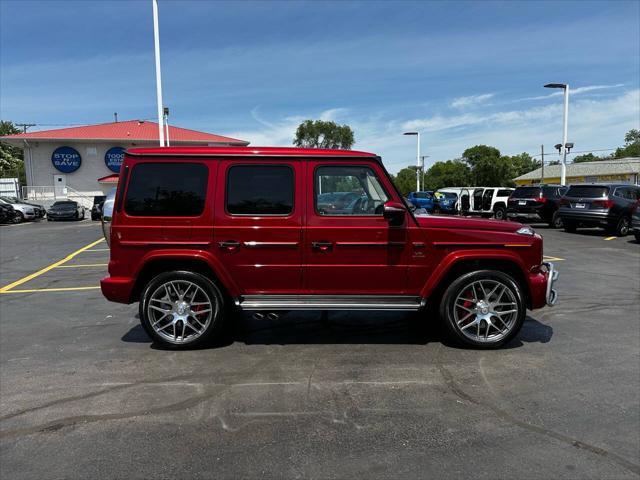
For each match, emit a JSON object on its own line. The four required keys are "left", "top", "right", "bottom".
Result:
{"left": 224, "top": 163, "right": 295, "bottom": 217}
{"left": 123, "top": 162, "right": 208, "bottom": 217}
{"left": 313, "top": 164, "right": 390, "bottom": 217}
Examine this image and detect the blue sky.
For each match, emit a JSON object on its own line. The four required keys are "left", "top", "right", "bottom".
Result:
{"left": 1, "top": 0, "right": 639, "bottom": 172}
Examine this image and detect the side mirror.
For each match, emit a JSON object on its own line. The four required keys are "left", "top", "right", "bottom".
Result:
{"left": 383, "top": 201, "right": 406, "bottom": 227}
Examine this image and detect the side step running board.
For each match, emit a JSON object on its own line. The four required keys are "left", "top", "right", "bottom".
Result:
{"left": 238, "top": 295, "right": 424, "bottom": 311}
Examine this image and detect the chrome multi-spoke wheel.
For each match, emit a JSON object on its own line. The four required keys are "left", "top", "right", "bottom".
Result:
{"left": 140, "top": 271, "right": 224, "bottom": 348}
{"left": 453, "top": 280, "right": 518, "bottom": 343}
{"left": 440, "top": 271, "right": 525, "bottom": 348}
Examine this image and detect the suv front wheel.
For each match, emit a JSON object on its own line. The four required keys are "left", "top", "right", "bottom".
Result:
{"left": 439, "top": 270, "right": 526, "bottom": 349}
{"left": 140, "top": 271, "right": 225, "bottom": 349}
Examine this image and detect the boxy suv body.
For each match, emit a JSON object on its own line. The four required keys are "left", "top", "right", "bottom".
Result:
{"left": 558, "top": 183, "right": 640, "bottom": 236}
{"left": 101, "top": 147, "right": 558, "bottom": 349}
{"left": 507, "top": 185, "right": 568, "bottom": 228}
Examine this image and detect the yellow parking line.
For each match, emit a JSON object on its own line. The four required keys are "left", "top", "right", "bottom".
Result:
{"left": 0, "top": 238, "right": 104, "bottom": 293}
{"left": 56, "top": 263, "right": 108, "bottom": 268}
{"left": 543, "top": 255, "right": 565, "bottom": 262}
{"left": 604, "top": 236, "right": 617, "bottom": 241}
{"left": 83, "top": 248, "right": 110, "bottom": 252}
{"left": 2, "top": 286, "right": 101, "bottom": 294}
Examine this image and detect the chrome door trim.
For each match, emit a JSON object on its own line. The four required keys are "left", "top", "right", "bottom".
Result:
{"left": 243, "top": 241, "right": 299, "bottom": 249}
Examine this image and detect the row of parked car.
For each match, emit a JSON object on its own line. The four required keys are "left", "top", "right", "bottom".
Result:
{"left": 0, "top": 196, "right": 91, "bottom": 224}
{"left": 406, "top": 183, "right": 640, "bottom": 240}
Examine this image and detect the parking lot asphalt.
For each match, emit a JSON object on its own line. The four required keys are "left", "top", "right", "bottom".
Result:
{"left": 1, "top": 220, "right": 639, "bottom": 479}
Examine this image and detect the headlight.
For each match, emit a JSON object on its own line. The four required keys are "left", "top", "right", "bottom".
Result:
{"left": 516, "top": 226, "right": 535, "bottom": 236}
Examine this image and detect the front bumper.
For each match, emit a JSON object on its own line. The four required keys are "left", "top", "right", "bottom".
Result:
{"left": 543, "top": 262, "right": 559, "bottom": 306}
{"left": 47, "top": 211, "right": 77, "bottom": 219}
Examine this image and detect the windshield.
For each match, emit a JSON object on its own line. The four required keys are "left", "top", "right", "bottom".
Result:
{"left": 53, "top": 201, "right": 77, "bottom": 207}
{"left": 512, "top": 187, "right": 541, "bottom": 198}
{"left": 414, "top": 192, "right": 432, "bottom": 199}
{"left": 565, "top": 185, "right": 610, "bottom": 198}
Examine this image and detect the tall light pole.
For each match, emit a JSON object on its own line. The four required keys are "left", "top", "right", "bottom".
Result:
{"left": 544, "top": 83, "right": 570, "bottom": 185}
{"left": 152, "top": 0, "right": 165, "bottom": 147}
{"left": 404, "top": 131, "right": 421, "bottom": 191}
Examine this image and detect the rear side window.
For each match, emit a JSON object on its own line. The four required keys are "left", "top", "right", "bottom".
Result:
{"left": 565, "top": 186, "right": 609, "bottom": 198}
{"left": 497, "top": 189, "right": 512, "bottom": 197}
{"left": 226, "top": 165, "right": 294, "bottom": 215}
{"left": 125, "top": 163, "right": 208, "bottom": 216}
{"left": 542, "top": 187, "right": 559, "bottom": 197}
{"left": 512, "top": 187, "right": 541, "bottom": 198}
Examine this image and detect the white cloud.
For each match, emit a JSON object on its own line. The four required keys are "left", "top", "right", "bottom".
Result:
{"left": 450, "top": 93, "right": 495, "bottom": 109}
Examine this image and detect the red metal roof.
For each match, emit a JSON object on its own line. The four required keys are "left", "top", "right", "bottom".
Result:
{"left": 126, "top": 146, "right": 377, "bottom": 157}
{"left": 0, "top": 120, "right": 248, "bottom": 145}
{"left": 97, "top": 174, "right": 120, "bottom": 183}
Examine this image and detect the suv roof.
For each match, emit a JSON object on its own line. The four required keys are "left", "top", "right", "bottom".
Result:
{"left": 126, "top": 146, "right": 378, "bottom": 159}
{"left": 568, "top": 183, "right": 635, "bottom": 188}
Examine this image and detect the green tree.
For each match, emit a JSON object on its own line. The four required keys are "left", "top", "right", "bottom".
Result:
{"left": 423, "top": 160, "right": 471, "bottom": 191}
{"left": 572, "top": 153, "right": 602, "bottom": 163}
{"left": 462, "top": 145, "right": 515, "bottom": 186}
{"left": 391, "top": 166, "right": 419, "bottom": 196}
{"left": 0, "top": 121, "right": 25, "bottom": 184}
{"left": 612, "top": 129, "right": 640, "bottom": 158}
{"left": 506, "top": 152, "right": 540, "bottom": 176}
{"left": 293, "top": 120, "right": 355, "bottom": 149}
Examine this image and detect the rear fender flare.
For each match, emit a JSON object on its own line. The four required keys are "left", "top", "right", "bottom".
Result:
{"left": 134, "top": 249, "right": 240, "bottom": 297}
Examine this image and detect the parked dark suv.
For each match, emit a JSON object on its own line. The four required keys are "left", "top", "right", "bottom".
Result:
{"left": 558, "top": 183, "right": 640, "bottom": 236}
{"left": 507, "top": 185, "right": 568, "bottom": 228}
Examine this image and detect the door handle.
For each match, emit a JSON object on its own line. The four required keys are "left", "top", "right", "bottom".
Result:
{"left": 311, "top": 241, "right": 333, "bottom": 252}
{"left": 218, "top": 240, "right": 240, "bottom": 251}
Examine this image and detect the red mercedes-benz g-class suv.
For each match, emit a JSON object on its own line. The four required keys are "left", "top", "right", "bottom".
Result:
{"left": 101, "top": 146, "right": 558, "bottom": 349}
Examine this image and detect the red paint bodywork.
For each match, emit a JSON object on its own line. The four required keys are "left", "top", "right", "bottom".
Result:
{"left": 101, "top": 147, "right": 549, "bottom": 309}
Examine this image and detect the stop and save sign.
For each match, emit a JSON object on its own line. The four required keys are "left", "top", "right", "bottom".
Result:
{"left": 51, "top": 146, "right": 82, "bottom": 173}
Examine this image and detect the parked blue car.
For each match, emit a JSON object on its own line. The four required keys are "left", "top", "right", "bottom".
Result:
{"left": 433, "top": 191, "right": 459, "bottom": 214}
{"left": 406, "top": 191, "right": 435, "bottom": 211}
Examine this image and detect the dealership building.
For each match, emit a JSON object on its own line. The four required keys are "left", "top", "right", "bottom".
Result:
{"left": 514, "top": 157, "right": 640, "bottom": 186}
{"left": 0, "top": 120, "right": 248, "bottom": 206}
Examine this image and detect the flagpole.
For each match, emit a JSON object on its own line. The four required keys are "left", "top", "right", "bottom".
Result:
{"left": 152, "top": 0, "right": 165, "bottom": 147}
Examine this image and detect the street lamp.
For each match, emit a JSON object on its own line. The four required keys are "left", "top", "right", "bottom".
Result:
{"left": 544, "top": 83, "right": 570, "bottom": 185}
{"left": 403, "top": 132, "right": 421, "bottom": 191}
{"left": 152, "top": 0, "right": 165, "bottom": 147}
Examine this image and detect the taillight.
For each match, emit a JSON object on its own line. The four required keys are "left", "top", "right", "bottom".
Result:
{"left": 592, "top": 199, "right": 614, "bottom": 209}
{"left": 535, "top": 195, "right": 547, "bottom": 203}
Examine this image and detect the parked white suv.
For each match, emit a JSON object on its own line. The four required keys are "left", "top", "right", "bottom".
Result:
{"left": 0, "top": 198, "right": 36, "bottom": 222}
{"left": 459, "top": 187, "right": 514, "bottom": 219}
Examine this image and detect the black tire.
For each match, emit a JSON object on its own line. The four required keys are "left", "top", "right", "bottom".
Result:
{"left": 439, "top": 270, "right": 526, "bottom": 349}
{"left": 550, "top": 211, "right": 563, "bottom": 228}
{"left": 635, "top": 232, "right": 640, "bottom": 243}
{"left": 564, "top": 221, "right": 577, "bottom": 233}
{"left": 139, "top": 271, "right": 226, "bottom": 349}
{"left": 493, "top": 206, "right": 506, "bottom": 220}
{"left": 614, "top": 216, "right": 630, "bottom": 237}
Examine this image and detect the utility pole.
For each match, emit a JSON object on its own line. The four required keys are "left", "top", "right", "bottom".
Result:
{"left": 540, "top": 145, "right": 544, "bottom": 184}
{"left": 16, "top": 123, "right": 36, "bottom": 133}
{"left": 421, "top": 155, "right": 430, "bottom": 190}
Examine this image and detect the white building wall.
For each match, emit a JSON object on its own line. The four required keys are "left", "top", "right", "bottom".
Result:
{"left": 26, "top": 140, "right": 155, "bottom": 196}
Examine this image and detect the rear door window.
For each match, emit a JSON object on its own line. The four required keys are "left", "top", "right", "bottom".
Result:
{"left": 226, "top": 165, "right": 294, "bottom": 215}
{"left": 565, "top": 186, "right": 610, "bottom": 198}
{"left": 124, "top": 163, "right": 208, "bottom": 216}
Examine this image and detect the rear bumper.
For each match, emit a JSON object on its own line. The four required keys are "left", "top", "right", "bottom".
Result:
{"left": 100, "top": 275, "right": 135, "bottom": 304}
{"left": 558, "top": 209, "right": 614, "bottom": 227}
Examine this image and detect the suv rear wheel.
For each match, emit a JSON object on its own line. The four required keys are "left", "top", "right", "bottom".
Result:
{"left": 493, "top": 206, "right": 506, "bottom": 220}
{"left": 140, "top": 271, "right": 225, "bottom": 349}
{"left": 614, "top": 216, "right": 630, "bottom": 237}
{"left": 439, "top": 270, "right": 526, "bottom": 349}
{"left": 550, "top": 211, "right": 563, "bottom": 228}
